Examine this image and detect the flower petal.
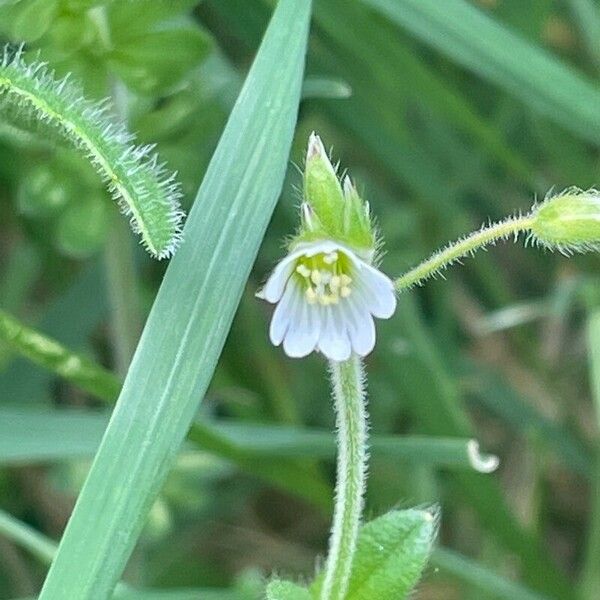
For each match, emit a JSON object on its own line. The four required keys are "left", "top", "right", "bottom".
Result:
{"left": 290, "top": 240, "right": 362, "bottom": 265}
{"left": 318, "top": 305, "right": 351, "bottom": 361}
{"left": 283, "top": 297, "right": 321, "bottom": 358}
{"left": 344, "top": 295, "right": 376, "bottom": 356}
{"left": 261, "top": 255, "right": 297, "bottom": 303}
{"left": 355, "top": 263, "right": 397, "bottom": 319}
{"left": 269, "top": 281, "right": 300, "bottom": 345}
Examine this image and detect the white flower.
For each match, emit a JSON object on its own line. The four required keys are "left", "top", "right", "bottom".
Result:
{"left": 258, "top": 240, "right": 397, "bottom": 361}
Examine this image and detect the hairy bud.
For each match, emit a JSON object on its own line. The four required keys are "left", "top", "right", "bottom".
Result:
{"left": 529, "top": 188, "right": 600, "bottom": 253}
{"left": 293, "top": 132, "right": 376, "bottom": 257}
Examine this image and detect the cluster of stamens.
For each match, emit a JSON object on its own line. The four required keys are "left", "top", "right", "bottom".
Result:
{"left": 295, "top": 251, "right": 352, "bottom": 305}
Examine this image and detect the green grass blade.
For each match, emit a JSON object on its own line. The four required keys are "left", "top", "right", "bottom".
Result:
{"left": 38, "top": 0, "right": 311, "bottom": 597}
{"left": 361, "top": 0, "right": 600, "bottom": 144}
{"left": 0, "top": 407, "right": 106, "bottom": 464}
{"left": 207, "top": 420, "right": 498, "bottom": 471}
{"left": 0, "top": 262, "right": 107, "bottom": 402}
{"left": 395, "top": 295, "right": 574, "bottom": 599}
{"left": 567, "top": 0, "right": 600, "bottom": 71}
{"left": 311, "top": 0, "right": 535, "bottom": 185}
{"left": 0, "top": 403, "right": 496, "bottom": 473}
{"left": 432, "top": 548, "right": 551, "bottom": 600}
{"left": 0, "top": 509, "right": 247, "bottom": 600}
{"left": 301, "top": 76, "right": 352, "bottom": 100}
{"left": 0, "top": 508, "right": 56, "bottom": 565}
{"left": 579, "top": 307, "right": 600, "bottom": 599}
{"left": 469, "top": 364, "right": 592, "bottom": 479}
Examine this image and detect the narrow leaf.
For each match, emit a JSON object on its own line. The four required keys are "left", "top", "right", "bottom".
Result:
{"left": 38, "top": 0, "right": 311, "bottom": 597}
{"left": 431, "top": 548, "right": 551, "bottom": 600}
{"left": 0, "top": 402, "right": 497, "bottom": 474}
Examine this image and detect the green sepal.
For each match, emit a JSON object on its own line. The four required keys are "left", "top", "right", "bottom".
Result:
{"left": 342, "top": 176, "right": 376, "bottom": 250}
{"left": 267, "top": 579, "right": 312, "bottom": 600}
{"left": 311, "top": 508, "right": 437, "bottom": 600}
{"left": 303, "top": 133, "right": 345, "bottom": 235}
{"left": 293, "top": 133, "right": 376, "bottom": 255}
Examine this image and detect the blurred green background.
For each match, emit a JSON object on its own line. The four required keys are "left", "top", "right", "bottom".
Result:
{"left": 1, "top": 0, "right": 600, "bottom": 598}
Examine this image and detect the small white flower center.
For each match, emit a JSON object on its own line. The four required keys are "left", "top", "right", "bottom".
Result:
{"left": 294, "top": 250, "right": 353, "bottom": 305}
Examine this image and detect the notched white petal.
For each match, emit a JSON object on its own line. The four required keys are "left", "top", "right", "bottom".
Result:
{"left": 283, "top": 300, "right": 321, "bottom": 358}
{"left": 318, "top": 306, "right": 352, "bottom": 361}
{"left": 262, "top": 256, "right": 297, "bottom": 303}
{"left": 261, "top": 239, "right": 396, "bottom": 360}
{"left": 355, "top": 264, "right": 397, "bottom": 319}
{"left": 269, "top": 283, "right": 298, "bottom": 345}
{"left": 344, "top": 296, "right": 376, "bottom": 356}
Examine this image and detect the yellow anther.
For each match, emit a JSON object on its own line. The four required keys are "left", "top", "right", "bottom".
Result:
{"left": 340, "top": 286, "right": 351, "bottom": 298}
{"left": 329, "top": 275, "right": 341, "bottom": 291}
{"left": 311, "top": 269, "right": 322, "bottom": 285}
{"left": 320, "top": 294, "right": 338, "bottom": 306}
{"left": 296, "top": 264, "right": 311, "bottom": 278}
{"left": 340, "top": 274, "right": 352, "bottom": 286}
{"left": 323, "top": 252, "right": 338, "bottom": 265}
{"left": 305, "top": 287, "right": 317, "bottom": 304}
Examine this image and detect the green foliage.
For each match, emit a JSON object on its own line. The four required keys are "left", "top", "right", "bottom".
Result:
{"left": 0, "top": 47, "right": 184, "bottom": 258}
{"left": 312, "top": 509, "right": 437, "bottom": 600}
{"left": 266, "top": 580, "right": 312, "bottom": 600}
{"left": 36, "top": 1, "right": 311, "bottom": 598}
{"left": 108, "top": 26, "right": 211, "bottom": 95}
{"left": 432, "top": 548, "right": 552, "bottom": 600}
{"left": 362, "top": 0, "right": 600, "bottom": 144}
{"left": 0, "top": 308, "right": 120, "bottom": 401}
{"left": 0, "top": 0, "right": 599, "bottom": 599}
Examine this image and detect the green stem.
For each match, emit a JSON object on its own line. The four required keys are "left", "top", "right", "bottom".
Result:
{"left": 580, "top": 308, "right": 600, "bottom": 599}
{"left": 321, "top": 355, "right": 368, "bottom": 600}
{"left": 395, "top": 214, "right": 535, "bottom": 292}
{"left": 103, "top": 212, "right": 142, "bottom": 377}
{"left": 97, "top": 13, "right": 141, "bottom": 377}
{"left": 0, "top": 307, "right": 121, "bottom": 401}
{"left": 0, "top": 509, "right": 134, "bottom": 598}
{"left": 0, "top": 509, "right": 57, "bottom": 565}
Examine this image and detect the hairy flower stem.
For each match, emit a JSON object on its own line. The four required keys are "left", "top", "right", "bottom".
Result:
{"left": 395, "top": 214, "right": 535, "bottom": 292}
{"left": 321, "top": 355, "right": 368, "bottom": 600}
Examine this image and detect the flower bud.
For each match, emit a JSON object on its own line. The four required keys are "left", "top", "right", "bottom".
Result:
{"left": 295, "top": 132, "right": 376, "bottom": 256}
{"left": 530, "top": 188, "right": 600, "bottom": 253}
{"left": 303, "top": 132, "right": 345, "bottom": 233}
